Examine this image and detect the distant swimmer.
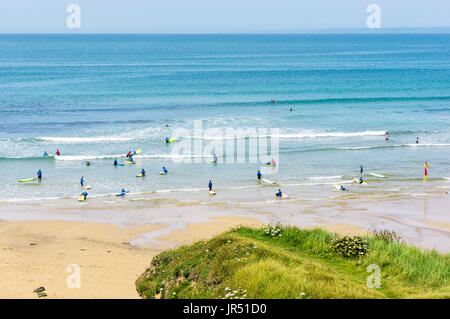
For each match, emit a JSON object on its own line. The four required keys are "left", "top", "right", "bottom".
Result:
{"left": 162, "top": 166, "right": 168, "bottom": 174}
{"left": 56, "top": 149, "right": 60, "bottom": 156}
{"left": 275, "top": 189, "right": 282, "bottom": 197}
{"left": 81, "top": 192, "right": 88, "bottom": 200}
{"left": 208, "top": 180, "right": 213, "bottom": 191}
{"left": 360, "top": 164, "right": 364, "bottom": 175}
{"left": 290, "top": 108, "right": 293, "bottom": 112}
{"left": 269, "top": 99, "right": 277, "bottom": 103}
{"left": 37, "top": 169, "right": 42, "bottom": 181}
{"left": 43, "top": 151, "right": 48, "bottom": 157}
{"left": 114, "top": 159, "right": 118, "bottom": 166}
{"left": 416, "top": 137, "right": 419, "bottom": 144}
{"left": 385, "top": 133, "right": 389, "bottom": 141}
{"left": 166, "top": 124, "right": 170, "bottom": 127}
{"left": 85, "top": 161, "right": 91, "bottom": 166}
{"left": 257, "top": 170, "right": 262, "bottom": 180}
{"left": 80, "top": 176, "right": 84, "bottom": 187}
{"left": 141, "top": 168, "right": 146, "bottom": 176}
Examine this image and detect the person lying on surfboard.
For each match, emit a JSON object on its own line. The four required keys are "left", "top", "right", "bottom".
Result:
{"left": 37, "top": 169, "right": 42, "bottom": 181}
{"left": 275, "top": 189, "right": 282, "bottom": 197}
{"left": 257, "top": 170, "right": 262, "bottom": 180}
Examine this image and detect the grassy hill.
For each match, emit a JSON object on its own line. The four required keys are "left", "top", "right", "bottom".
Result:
{"left": 136, "top": 225, "right": 450, "bottom": 299}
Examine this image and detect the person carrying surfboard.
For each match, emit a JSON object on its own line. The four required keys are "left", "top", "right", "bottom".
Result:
{"left": 80, "top": 176, "right": 84, "bottom": 187}
{"left": 37, "top": 169, "right": 42, "bottom": 181}
{"left": 208, "top": 180, "right": 213, "bottom": 191}
{"left": 257, "top": 170, "right": 262, "bottom": 180}
{"left": 275, "top": 189, "right": 282, "bottom": 197}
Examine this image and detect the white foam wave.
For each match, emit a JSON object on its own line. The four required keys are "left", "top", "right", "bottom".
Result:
{"left": 38, "top": 136, "right": 134, "bottom": 143}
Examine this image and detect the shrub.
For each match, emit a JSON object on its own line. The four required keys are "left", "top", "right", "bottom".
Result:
{"left": 369, "top": 229, "right": 402, "bottom": 243}
{"left": 330, "top": 236, "right": 369, "bottom": 259}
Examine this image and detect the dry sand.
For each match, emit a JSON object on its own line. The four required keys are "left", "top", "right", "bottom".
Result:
{"left": 0, "top": 216, "right": 263, "bottom": 299}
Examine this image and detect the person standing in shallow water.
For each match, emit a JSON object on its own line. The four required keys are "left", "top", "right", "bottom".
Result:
{"left": 208, "top": 180, "right": 213, "bottom": 191}
{"left": 37, "top": 169, "right": 42, "bottom": 181}
{"left": 416, "top": 137, "right": 419, "bottom": 144}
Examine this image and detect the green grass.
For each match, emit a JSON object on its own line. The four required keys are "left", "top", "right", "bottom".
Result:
{"left": 136, "top": 225, "right": 450, "bottom": 299}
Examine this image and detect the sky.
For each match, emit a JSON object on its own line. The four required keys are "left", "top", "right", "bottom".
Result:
{"left": 0, "top": 0, "right": 449, "bottom": 33}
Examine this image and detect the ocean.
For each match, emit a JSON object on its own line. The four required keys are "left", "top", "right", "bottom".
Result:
{"left": 1, "top": 33, "right": 449, "bottom": 206}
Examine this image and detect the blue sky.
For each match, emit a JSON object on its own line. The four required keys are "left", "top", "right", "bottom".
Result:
{"left": 0, "top": 0, "right": 449, "bottom": 33}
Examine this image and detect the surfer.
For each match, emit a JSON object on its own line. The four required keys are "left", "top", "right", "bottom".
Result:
{"left": 43, "top": 151, "right": 48, "bottom": 157}
{"left": 257, "top": 170, "right": 262, "bottom": 180}
{"left": 120, "top": 188, "right": 127, "bottom": 195}
{"left": 275, "top": 189, "right": 282, "bottom": 197}
{"left": 212, "top": 154, "right": 217, "bottom": 162}
{"left": 360, "top": 164, "right": 364, "bottom": 175}
{"left": 81, "top": 192, "right": 88, "bottom": 200}
{"left": 126, "top": 151, "right": 131, "bottom": 158}
{"left": 359, "top": 176, "right": 364, "bottom": 184}
{"left": 208, "top": 180, "right": 213, "bottom": 191}
{"left": 141, "top": 168, "right": 146, "bottom": 176}
{"left": 80, "top": 176, "right": 84, "bottom": 187}
{"left": 56, "top": 149, "right": 60, "bottom": 156}
{"left": 385, "top": 133, "right": 389, "bottom": 141}
{"left": 165, "top": 137, "right": 170, "bottom": 143}
{"left": 114, "top": 159, "right": 118, "bottom": 166}
{"left": 340, "top": 185, "right": 346, "bottom": 191}
{"left": 290, "top": 108, "right": 293, "bottom": 112}
{"left": 129, "top": 156, "right": 134, "bottom": 163}
{"left": 37, "top": 169, "right": 42, "bottom": 181}
{"left": 416, "top": 137, "right": 419, "bottom": 144}
{"left": 85, "top": 161, "right": 91, "bottom": 166}
{"left": 162, "top": 166, "right": 168, "bottom": 174}
{"left": 269, "top": 99, "right": 277, "bottom": 104}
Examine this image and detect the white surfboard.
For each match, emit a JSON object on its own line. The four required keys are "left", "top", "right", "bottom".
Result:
{"left": 261, "top": 178, "right": 276, "bottom": 184}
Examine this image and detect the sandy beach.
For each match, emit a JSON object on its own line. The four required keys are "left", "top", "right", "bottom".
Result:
{"left": 0, "top": 216, "right": 263, "bottom": 298}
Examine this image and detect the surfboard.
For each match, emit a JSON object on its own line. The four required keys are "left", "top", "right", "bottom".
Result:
{"left": 136, "top": 174, "right": 144, "bottom": 177}
{"left": 333, "top": 184, "right": 342, "bottom": 190}
{"left": 210, "top": 158, "right": 217, "bottom": 163}
{"left": 160, "top": 171, "right": 167, "bottom": 175}
{"left": 281, "top": 194, "right": 289, "bottom": 199}
{"left": 78, "top": 195, "right": 85, "bottom": 201}
{"left": 369, "top": 172, "right": 386, "bottom": 178}
{"left": 86, "top": 185, "right": 92, "bottom": 190}
{"left": 353, "top": 178, "right": 368, "bottom": 185}
{"left": 125, "top": 161, "right": 135, "bottom": 164}
{"left": 135, "top": 149, "right": 142, "bottom": 155}
{"left": 261, "top": 178, "right": 276, "bottom": 185}
{"left": 19, "top": 178, "right": 35, "bottom": 183}
{"left": 115, "top": 191, "right": 130, "bottom": 197}
{"left": 164, "top": 138, "right": 177, "bottom": 143}
{"left": 116, "top": 163, "right": 124, "bottom": 166}
{"left": 209, "top": 191, "right": 216, "bottom": 196}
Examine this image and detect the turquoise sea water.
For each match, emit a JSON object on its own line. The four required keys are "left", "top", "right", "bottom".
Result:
{"left": 0, "top": 34, "right": 449, "bottom": 204}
